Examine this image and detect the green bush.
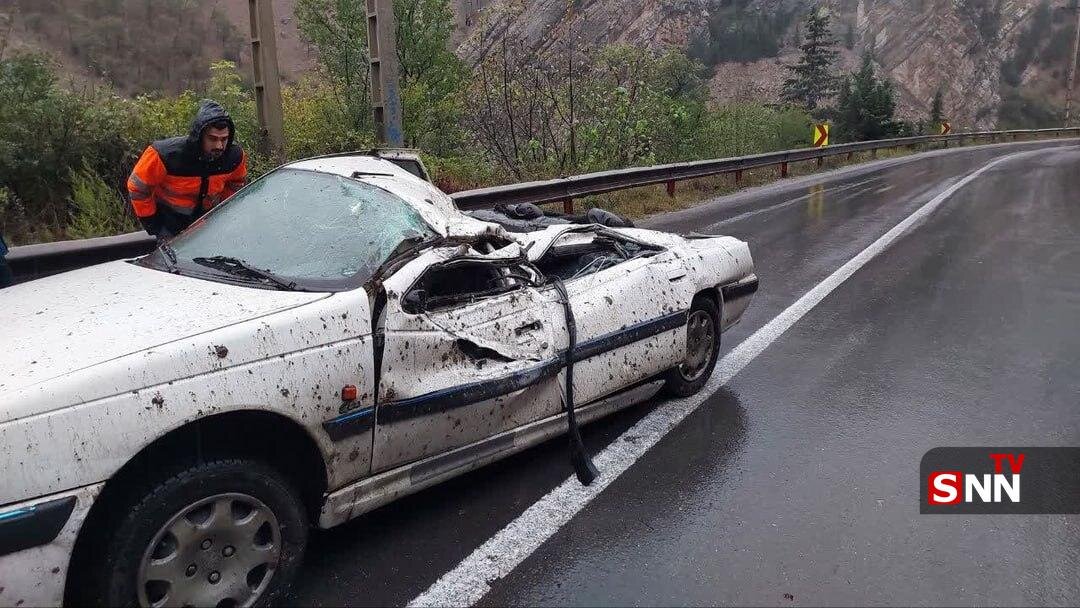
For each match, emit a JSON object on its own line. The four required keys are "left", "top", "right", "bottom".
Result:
{"left": 68, "top": 164, "right": 138, "bottom": 239}
{"left": 0, "top": 53, "right": 133, "bottom": 242}
{"left": 424, "top": 153, "right": 497, "bottom": 193}
{"left": 284, "top": 76, "right": 374, "bottom": 159}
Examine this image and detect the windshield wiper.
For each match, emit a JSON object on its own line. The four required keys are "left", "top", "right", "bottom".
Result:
{"left": 191, "top": 256, "right": 301, "bottom": 291}
{"left": 390, "top": 234, "right": 432, "bottom": 256}
{"left": 157, "top": 239, "right": 179, "bottom": 272}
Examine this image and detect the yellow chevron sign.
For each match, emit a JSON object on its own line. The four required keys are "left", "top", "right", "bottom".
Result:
{"left": 813, "top": 123, "right": 830, "bottom": 147}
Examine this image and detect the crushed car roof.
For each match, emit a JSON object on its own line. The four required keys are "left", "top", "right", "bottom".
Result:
{"left": 285, "top": 155, "right": 511, "bottom": 243}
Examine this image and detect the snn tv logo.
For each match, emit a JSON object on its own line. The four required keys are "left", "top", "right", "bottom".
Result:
{"left": 928, "top": 452, "right": 1024, "bottom": 506}
{"left": 921, "top": 447, "right": 1080, "bottom": 515}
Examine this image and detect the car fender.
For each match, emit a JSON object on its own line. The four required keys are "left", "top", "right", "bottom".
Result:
{"left": 0, "top": 290, "right": 376, "bottom": 507}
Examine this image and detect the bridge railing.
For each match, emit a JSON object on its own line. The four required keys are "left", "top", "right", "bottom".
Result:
{"left": 9, "top": 128, "right": 1079, "bottom": 283}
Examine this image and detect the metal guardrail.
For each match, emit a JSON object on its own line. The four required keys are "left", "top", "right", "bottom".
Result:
{"left": 8, "top": 128, "right": 1079, "bottom": 283}
{"left": 450, "top": 128, "right": 1080, "bottom": 209}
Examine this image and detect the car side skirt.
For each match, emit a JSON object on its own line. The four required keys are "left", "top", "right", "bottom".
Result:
{"left": 317, "top": 378, "right": 665, "bottom": 529}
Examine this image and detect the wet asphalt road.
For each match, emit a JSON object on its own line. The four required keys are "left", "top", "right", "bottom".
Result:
{"left": 290, "top": 140, "right": 1080, "bottom": 607}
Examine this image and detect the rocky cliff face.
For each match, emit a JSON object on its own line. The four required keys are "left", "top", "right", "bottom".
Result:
{"left": 455, "top": 0, "right": 710, "bottom": 64}
{"left": 457, "top": 0, "right": 1074, "bottom": 129}
{"left": 850, "top": 0, "right": 1051, "bottom": 127}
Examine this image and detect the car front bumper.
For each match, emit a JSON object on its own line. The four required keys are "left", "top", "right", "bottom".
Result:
{"left": 0, "top": 484, "right": 103, "bottom": 608}
{"left": 720, "top": 273, "right": 759, "bottom": 330}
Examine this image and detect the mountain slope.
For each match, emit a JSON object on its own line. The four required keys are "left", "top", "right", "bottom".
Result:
{"left": 1, "top": 0, "right": 314, "bottom": 95}
{"left": 3, "top": 0, "right": 1072, "bottom": 128}
{"left": 456, "top": 0, "right": 1076, "bottom": 129}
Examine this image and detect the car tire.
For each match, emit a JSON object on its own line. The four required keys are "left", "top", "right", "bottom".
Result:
{"left": 78, "top": 458, "right": 308, "bottom": 608}
{"left": 662, "top": 295, "right": 721, "bottom": 397}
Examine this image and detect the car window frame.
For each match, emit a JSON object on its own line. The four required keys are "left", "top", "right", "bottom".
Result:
{"left": 533, "top": 229, "right": 663, "bottom": 283}
{"left": 400, "top": 257, "right": 540, "bottom": 314}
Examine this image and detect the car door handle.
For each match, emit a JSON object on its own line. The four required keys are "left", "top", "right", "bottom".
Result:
{"left": 667, "top": 268, "right": 687, "bottom": 281}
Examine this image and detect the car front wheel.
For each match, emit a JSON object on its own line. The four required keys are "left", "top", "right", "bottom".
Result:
{"left": 82, "top": 459, "right": 308, "bottom": 607}
{"left": 662, "top": 295, "right": 721, "bottom": 397}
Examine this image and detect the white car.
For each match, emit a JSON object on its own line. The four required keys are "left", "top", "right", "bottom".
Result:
{"left": 0, "top": 153, "right": 757, "bottom": 607}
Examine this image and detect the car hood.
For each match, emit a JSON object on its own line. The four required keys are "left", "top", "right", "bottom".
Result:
{"left": 0, "top": 261, "right": 328, "bottom": 399}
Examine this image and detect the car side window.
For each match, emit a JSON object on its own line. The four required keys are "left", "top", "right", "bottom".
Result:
{"left": 534, "top": 232, "right": 659, "bottom": 281}
{"left": 403, "top": 261, "right": 534, "bottom": 313}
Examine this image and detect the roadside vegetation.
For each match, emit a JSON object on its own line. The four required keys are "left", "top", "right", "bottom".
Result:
{"left": 0, "top": 2, "right": 1023, "bottom": 245}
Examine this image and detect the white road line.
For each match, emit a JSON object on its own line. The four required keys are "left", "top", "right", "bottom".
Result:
{"left": 407, "top": 151, "right": 1032, "bottom": 608}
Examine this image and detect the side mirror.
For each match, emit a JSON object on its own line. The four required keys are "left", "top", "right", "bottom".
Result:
{"left": 403, "top": 288, "right": 427, "bottom": 312}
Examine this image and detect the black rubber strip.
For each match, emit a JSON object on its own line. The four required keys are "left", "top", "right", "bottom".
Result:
{"left": 322, "top": 406, "right": 376, "bottom": 442}
{"left": 376, "top": 359, "right": 564, "bottom": 425}
{"left": 0, "top": 496, "right": 76, "bottom": 557}
{"left": 572, "top": 310, "right": 688, "bottom": 362}
{"left": 721, "top": 275, "right": 759, "bottom": 301}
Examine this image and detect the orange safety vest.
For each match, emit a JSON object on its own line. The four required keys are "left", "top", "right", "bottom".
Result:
{"left": 127, "top": 100, "right": 247, "bottom": 236}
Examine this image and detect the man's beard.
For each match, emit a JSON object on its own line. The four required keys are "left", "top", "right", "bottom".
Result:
{"left": 206, "top": 149, "right": 224, "bottom": 161}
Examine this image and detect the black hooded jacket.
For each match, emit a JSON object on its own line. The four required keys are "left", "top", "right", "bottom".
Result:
{"left": 151, "top": 99, "right": 243, "bottom": 176}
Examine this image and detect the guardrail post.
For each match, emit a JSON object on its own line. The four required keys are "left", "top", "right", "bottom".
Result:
{"left": 666, "top": 180, "right": 676, "bottom": 198}
{"left": 847, "top": 151, "right": 854, "bottom": 161}
{"left": 734, "top": 170, "right": 743, "bottom": 184}
{"left": 871, "top": 149, "right": 878, "bottom": 159}
{"left": 780, "top": 162, "right": 789, "bottom": 178}
{"left": 816, "top": 156, "right": 824, "bottom": 168}
{"left": 563, "top": 198, "right": 574, "bottom": 214}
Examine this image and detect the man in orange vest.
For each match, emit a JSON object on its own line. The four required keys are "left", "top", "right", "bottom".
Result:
{"left": 127, "top": 99, "right": 248, "bottom": 239}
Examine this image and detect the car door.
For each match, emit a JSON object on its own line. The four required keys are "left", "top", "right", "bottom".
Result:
{"left": 372, "top": 249, "right": 563, "bottom": 472}
{"left": 536, "top": 230, "right": 688, "bottom": 406}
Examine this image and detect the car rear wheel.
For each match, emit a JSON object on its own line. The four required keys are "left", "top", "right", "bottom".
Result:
{"left": 662, "top": 295, "right": 721, "bottom": 397}
{"left": 81, "top": 459, "right": 308, "bottom": 607}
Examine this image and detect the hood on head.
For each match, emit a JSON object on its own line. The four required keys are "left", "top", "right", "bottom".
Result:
{"left": 189, "top": 98, "right": 236, "bottom": 149}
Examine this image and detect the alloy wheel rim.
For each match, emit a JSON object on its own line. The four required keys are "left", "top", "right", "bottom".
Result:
{"left": 136, "top": 493, "right": 281, "bottom": 608}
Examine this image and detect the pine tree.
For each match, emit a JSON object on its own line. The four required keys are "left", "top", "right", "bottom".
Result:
{"left": 930, "top": 89, "right": 944, "bottom": 125}
{"left": 834, "top": 54, "right": 901, "bottom": 141}
{"left": 781, "top": 8, "right": 840, "bottom": 116}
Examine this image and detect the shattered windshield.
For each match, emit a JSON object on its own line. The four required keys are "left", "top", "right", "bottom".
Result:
{"left": 156, "top": 169, "right": 436, "bottom": 290}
